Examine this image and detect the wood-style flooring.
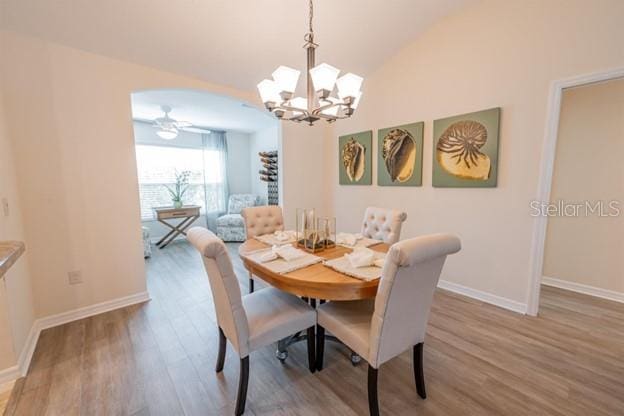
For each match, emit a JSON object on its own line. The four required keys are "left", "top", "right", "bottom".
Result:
{"left": 4, "top": 240, "right": 624, "bottom": 415}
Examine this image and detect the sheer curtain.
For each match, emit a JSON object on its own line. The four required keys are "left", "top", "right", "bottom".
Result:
{"left": 202, "top": 131, "right": 229, "bottom": 231}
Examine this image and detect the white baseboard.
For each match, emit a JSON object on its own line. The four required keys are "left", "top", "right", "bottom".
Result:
{"left": 36, "top": 291, "right": 151, "bottom": 331}
{"left": 0, "top": 366, "right": 20, "bottom": 387}
{"left": 0, "top": 291, "right": 151, "bottom": 385}
{"left": 542, "top": 276, "right": 624, "bottom": 304}
{"left": 438, "top": 279, "right": 527, "bottom": 314}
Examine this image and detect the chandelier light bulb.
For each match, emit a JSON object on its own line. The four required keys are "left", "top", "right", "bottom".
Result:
{"left": 309, "top": 63, "right": 340, "bottom": 93}
{"left": 272, "top": 66, "right": 301, "bottom": 94}
{"left": 336, "top": 73, "right": 363, "bottom": 100}
{"left": 289, "top": 97, "right": 308, "bottom": 115}
{"left": 257, "top": 79, "right": 282, "bottom": 104}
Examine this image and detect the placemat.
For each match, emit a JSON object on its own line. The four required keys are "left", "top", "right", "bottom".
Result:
{"left": 244, "top": 248, "right": 322, "bottom": 274}
{"left": 323, "top": 251, "right": 386, "bottom": 281}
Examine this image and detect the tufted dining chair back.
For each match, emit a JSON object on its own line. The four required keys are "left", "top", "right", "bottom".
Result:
{"left": 361, "top": 207, "right": 408, "bottom": 244}
{"left": 368, "top": 233, "right": 461, "bottom": 368}
{"left": 187, "top": 227, "right": 251, "bottom": 356}
{"left": 241, "top": 205, "right": 285, "bottom": 238}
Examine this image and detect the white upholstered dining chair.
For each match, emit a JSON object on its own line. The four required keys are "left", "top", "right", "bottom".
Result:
{"left": 361, "top": 207, "right": 408, "bottom": 244}
{"left": 316, "top": 234, "right": 461, "bottom": 416}
{"left": 188, "top": 227, "right": 316, "bottom": 416}
{"left": 241, "top": 205, "right": 285, "bottom": 293}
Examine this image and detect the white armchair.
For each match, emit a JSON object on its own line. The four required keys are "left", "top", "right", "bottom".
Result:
{"left": 187, "top": 227, "right": 317, "bottom": 416}
{"left": 316, "top": 233, "right": 461, "bottom": 416}
{"left": 361, "top": 207, "right": 408, "bottom": 244}
{"left": 216, "top": 194, "right": 259, "bottom": 242}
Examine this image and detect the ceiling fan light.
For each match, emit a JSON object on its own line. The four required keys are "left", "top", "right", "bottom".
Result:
{"left": 309, "top": 63, "right": 340, "bottom": 93}
{"left": 336, "top": 73, "right": 363, "bottom": 100}
{"left": 257, "top": 79, "right": 281, "bottom": 104}
{"left": 272, "top": 66, "right": 301, "bottom": 93}
{"left": 157, "top": 128, "right": 178, "bottom": 140}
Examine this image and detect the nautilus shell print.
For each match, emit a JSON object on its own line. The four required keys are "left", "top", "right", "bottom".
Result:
{"left": 382, "top": 129, "right": 416, "bottom": 182}
{"left": 436, "top": 120, "right": 491, "bottom": 180}
{"left": 342, "top": 138, "right": 366, "bottom": 181}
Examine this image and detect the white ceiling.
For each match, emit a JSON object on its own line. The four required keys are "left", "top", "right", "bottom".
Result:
{"left": 131, "top": 89, "right": 277, "bottom": 133}
{"left": 0, "top": 0, "right": 471, "bottom": 91}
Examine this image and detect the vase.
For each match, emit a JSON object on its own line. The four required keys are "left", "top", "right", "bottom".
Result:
{"left": 173, "top": 200, "right": 183, "bottom": 209}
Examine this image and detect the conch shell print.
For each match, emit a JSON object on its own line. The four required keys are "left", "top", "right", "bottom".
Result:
{"left": 342, "top": 138, "right": 365, "bottom": 182}
{"left": 382, "top": 128, "right": 416, "bottom": 182}
{"left": 436, "top": 120, "right": 490, "bottom": 180}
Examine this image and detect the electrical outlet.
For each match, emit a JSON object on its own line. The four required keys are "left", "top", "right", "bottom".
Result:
{"left": 1, "top": 198, "right": 8, "bottom": 217}
{"left": 68, "top": 270, "right": 83, "bottom": 285}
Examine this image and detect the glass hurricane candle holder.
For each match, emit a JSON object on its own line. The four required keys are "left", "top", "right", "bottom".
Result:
{"left": 295, "top": 208, "right": 325, "bottom": 253}
{"left": 317, "top": 217, "right": 336, "bottom": 249}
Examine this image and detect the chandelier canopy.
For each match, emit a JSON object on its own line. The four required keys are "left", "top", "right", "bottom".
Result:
{"left": 257, "top": 0, "right": 363, "bottom": 126}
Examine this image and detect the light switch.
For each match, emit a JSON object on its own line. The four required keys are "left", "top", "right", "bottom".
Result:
{"left": 1, "top": 198, "right": 8, "bottom": 217}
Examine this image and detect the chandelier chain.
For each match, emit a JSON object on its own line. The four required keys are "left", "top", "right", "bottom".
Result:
{"left": 303, "top": 0, "right": 317, "bottom": 47}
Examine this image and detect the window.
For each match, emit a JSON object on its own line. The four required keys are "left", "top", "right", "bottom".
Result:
{"left": 135, "top": 144, "right": 226, "bottom": 220}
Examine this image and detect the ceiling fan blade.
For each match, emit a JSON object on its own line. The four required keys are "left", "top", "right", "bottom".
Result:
{"left": 175, "top": 121, "right": 193, "bottom": 128}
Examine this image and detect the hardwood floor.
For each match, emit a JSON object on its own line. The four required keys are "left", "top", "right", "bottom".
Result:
{"left": 4, "top": 240, "right": 624, "bottom": 415}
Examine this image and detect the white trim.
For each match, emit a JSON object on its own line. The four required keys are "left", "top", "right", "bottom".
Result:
{"left": 0, "top": 291, "right": 150, "bottom": 385}
{"left": 438, "top": 279, "right": 527, "bottom": 315}
{"left": 542, "top": 276, "right": 624, "bottom": 304}
{"left": 526, "top": 66, "right": 624, "bottom": 316}
{"left": 0, "top": 366, "right": 20, "bottom": 387}
{"left": 36, "top": 291, "right": 151, "bottom": 331}
{"left": 16, "top": 321, "right": 40, "bottom": 377}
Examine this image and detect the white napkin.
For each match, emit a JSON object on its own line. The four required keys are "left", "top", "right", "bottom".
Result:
{"left": 272, "top": 244, "right": 307, "bottom": 262}
{"left": 345, "top": 247, "right": 376, "bottom": 268}
{"left": 373, "top": 258, "right": 385, "bottom": 268}
{"left": 274, "top": 230, "right": 295, "bottom": 242}
{"left": 336, "top": 232, "right": 362, "bottom": 247}
{"left": 259, "top": 251, "right": 278, "bottom": 263}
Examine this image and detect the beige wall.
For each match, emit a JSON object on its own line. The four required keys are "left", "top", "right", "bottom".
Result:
{"left": 0, "top": 29, "right": 326, "bottom": 322}
{"left": 543, "top": 79, "right": 624, "bottom": 293}
{"left": 0, "top": 64, "right": 35, "bottom": 373}
{"left": 327, "top": 0, "right": 624, "bottom": 307}
{"left": 0, "top": 30, "right": 257, "bottom": 318}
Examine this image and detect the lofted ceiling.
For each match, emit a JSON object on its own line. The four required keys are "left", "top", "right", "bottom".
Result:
{"left": 131, "top": 89, "right": 277, "bottom": 133}
{"left": 0, "top": 0, "right": 471, "bottom": 92}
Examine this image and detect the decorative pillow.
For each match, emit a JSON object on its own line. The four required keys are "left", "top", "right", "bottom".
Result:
{"left": 228, "top": 194, "right": 257, "bottom": 214}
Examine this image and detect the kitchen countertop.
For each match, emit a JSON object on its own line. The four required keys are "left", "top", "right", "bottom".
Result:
{"left": 0, "top": 241, "right": 25, "bottom": 279}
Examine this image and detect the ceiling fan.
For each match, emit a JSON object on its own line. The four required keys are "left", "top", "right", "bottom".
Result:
{"left": 152, "top": 105, "right": 193, "bottom": 140}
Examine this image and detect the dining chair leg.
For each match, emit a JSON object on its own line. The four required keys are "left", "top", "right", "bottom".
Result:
{"left": 235, "top": 356, "right": 250, "bottom": 416}
{"left": 368, "top": 365, "right": 380, "bottom": 416}
{"left": 248, "top": 271, "right": 254, "bottom": 294}
{"left": 315, "top": 325, "right": 325, "bottom": 371}
{"left": 216, "top": 327, "right": 226, "bottom": 373}
{"left": 414, "top": 343, "right": 426, "bottom": 399}
{"left": 306, "top": 326, "right": 316, "bottom": 373}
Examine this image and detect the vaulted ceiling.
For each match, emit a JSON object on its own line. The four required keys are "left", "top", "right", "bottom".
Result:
{"left": 0, "top": 0, "right": 471, "bottom": 91}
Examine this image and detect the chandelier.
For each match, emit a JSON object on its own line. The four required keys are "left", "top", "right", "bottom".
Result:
{"left": 257, "top": 0, "right": 363, "bottom": 125}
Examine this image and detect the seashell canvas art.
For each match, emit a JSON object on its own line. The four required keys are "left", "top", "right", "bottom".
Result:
{"left": 377, "top": 122, "right": 424, "bottom": 186}
{"left": 339, "top": 131, "right": 372, "bottom": 185}
{"left": 432, "top": 108, "right": 500, "bottom": 188}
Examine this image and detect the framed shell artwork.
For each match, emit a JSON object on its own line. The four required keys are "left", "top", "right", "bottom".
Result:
{"left": 432, "top": 107, "right": 501, "bottom": 187}
{"left": 377, "top": 122, "right": 424, "bottom": 186}
{"left": 339, "top": 130, "right": 372, "bottom": 185}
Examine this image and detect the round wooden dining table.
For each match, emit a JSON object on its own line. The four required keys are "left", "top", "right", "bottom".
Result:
{"left": 238, "top": 239, "right": 389, "bottom": 301}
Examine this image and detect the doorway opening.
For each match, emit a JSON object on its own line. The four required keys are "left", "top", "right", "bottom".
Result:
{"left": 528, "top": 69, "right": 624, "bottom": 315}
{"left": 129, "top": 88, "right": 279, "bottom": 258}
